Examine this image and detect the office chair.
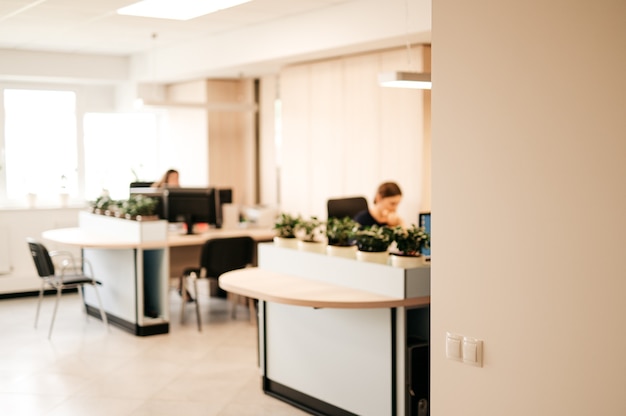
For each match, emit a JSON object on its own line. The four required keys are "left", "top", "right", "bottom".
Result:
{"left": 27, "top": 238, "right": 108, "bottom": 339}
{"left": 179, "top": 236, "right": 255, "bottom": 331}
{"left": 327, "top": 196, "right": 369, "bottom": 220}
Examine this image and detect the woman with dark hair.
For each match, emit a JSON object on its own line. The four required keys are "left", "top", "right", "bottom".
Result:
{"left": 152, "top": 169, "right": 180, "bottom": 188}
{"left": 353, "top": 181, "right": 405, "bottom": 227}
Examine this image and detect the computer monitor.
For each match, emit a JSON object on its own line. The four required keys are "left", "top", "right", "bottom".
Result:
{"left": 418, "top": 212, "right": 431, "bottom": 259}
{"left": 129, "top": 186, "right": 232, "bottom": 234}
{"left": 165, "top": 188, "right": 218, "bottom": 235}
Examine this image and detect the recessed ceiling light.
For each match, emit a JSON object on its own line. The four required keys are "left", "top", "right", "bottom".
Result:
{"left": 117, "top": 0, "right": 252, "bottom": 21}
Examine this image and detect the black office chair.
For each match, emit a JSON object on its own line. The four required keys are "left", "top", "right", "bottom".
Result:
{"left": 327, "top": 196, "right": 369, "bottom": 219}
{"left": 27, "top": 238, "right": 108, "bottom": 339}
{"left": 179, "top": 236, "right": 255, "bottom": 331}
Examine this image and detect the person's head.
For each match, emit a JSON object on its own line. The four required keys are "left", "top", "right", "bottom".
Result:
{"left": 373, "top": 181, "right": 402, "bottom": 213}
{"left": 161, "top": 169, "right": 179, "bottom": 187}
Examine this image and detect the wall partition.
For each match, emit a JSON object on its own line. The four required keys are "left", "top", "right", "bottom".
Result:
{"left": 276, "top": 44, "right": 431, "bottom": 221}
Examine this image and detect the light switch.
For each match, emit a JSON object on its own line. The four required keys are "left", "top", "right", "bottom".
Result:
{"left": 462, "top": 336, "right": 483, "bottom": 367}
{"left": 445, "top": 332, "right": 462, "bottom": 361}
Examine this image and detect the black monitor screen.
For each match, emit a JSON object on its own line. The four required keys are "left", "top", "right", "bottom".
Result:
{"left": 129, "top": 186, "right": 232, "bottom": 234}
{"left": 165, "top": 188, "right": 217, "bottom": 234}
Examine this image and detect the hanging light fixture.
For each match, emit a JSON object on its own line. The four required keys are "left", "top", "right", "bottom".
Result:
{"left": 379, "top": 0, "right": 431, "bottom": 90}
{"left": 378, "top": 71, "right": 431, "bottom": 89}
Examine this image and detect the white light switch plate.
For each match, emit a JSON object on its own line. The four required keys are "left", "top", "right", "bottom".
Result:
{"left": 462, "top": 336, "right": 483, "bottom": 367}
{"left": 445, "top": 332, "right": 463, "bottom": 361}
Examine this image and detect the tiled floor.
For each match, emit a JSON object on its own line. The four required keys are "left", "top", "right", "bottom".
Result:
{"left": 0, "top": 283, "right": 308, "bottom": 416}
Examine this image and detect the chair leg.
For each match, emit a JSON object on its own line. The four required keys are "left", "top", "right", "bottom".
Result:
{"left": 91, "top": 284, "right": 109, "bottom": 331}
{"left": 228, "top": 293, "right": 238, "bottom": 319}
{"left": 180, "top": 275, "right": 187, "bottom": 324}
{"left": 193, "top": 277, "right": 201, "bottom": 332}
{"left": 76, "top": 284, "right": 88, "bottom": 323}
{"left": 248, "top": 298, "right": 257, "bottom": 326}
{"left": 48, "top": 286, "right": 62, "bottom": 339}
{"left": 34, "top": 282, "right": 45, "bottom": 329}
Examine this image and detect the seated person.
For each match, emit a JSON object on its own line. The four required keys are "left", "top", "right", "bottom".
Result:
{"left": 354, "top": 181, "right": 405, "bottom": 228}
{"left": 152, "top": 169, "right": 180, "bottom": 188}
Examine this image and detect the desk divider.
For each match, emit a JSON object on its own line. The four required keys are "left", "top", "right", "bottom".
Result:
{"left": 79, "top": 211, "right": 168, "bottom": 242}
{"left": 258, "top": 243, "right": 430, "bottom": 299}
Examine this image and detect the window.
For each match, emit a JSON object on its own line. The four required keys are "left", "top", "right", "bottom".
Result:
{"left": 1, "top": 87, "right": 161, "bottom": 207}
{"left": 3, "top": 89, "right": 78, "bottom": 204}
{"left": 83, "top": 113, "right": 159, "bottom": 200}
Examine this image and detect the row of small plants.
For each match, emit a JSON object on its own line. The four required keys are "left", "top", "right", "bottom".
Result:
{"left": 89, "top": 194, "right": 159, "bottom": 219}
{"left": 274, "top": 213, "right": 429, "bottom": 256}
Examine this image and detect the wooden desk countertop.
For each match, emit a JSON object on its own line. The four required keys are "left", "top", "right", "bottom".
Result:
{"left": 167, "top": 227, "right": 275, "bottom": 247}
{"left": 42, "top": 227, "right": 275, "bottom": 249}
{"left": 219, "top": 268, "right": 430, "bottom": 309}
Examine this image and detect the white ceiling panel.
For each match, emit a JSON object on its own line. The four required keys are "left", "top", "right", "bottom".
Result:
{"left": 0, "top": 0, "right": 357, "bottom": 56}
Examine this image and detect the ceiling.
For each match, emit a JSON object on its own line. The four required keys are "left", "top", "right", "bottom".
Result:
{"left": 0, "top": 0, "right": 357, "bottom": 56}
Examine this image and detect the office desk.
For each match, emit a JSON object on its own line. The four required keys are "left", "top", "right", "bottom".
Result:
{"left": 42, "top": 214, "right": 274, "bottom": 337}
{"left": 42, "top": 225, "right": 170, "bottom": 336}
{"left": 219, "top": 243, "right": 431, "bottom": 416}
{"left": 220, "top": 267, "right": 429, "bottom": 309}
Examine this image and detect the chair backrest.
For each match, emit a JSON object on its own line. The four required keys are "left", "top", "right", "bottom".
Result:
{"left": 26, "top": 238, "right": 55, "bottom": 278}
{"left": 327, "top": 196, "right": 369, "bottom": 220}
{"left": 200, "top": 236, "right": 255, "bottom": 278}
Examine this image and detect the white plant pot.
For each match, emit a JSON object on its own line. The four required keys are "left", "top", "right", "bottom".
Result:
{"left": 356, "top": 250, "right": 389, "bottom": 265}
{"left": 273, "top": 236, "right": 298, "bottom": 249}
{"left": 59, "top": 192, "right": 69, "bottom": 208}
{"left": 326, "top": 245, "right": 357, "bottom": 259}
{"left": 390, "top": 254, "right": 422, "bottom": 268}
{"left": 26, "top": 193, "right": 37, "bottom": 208}
{"left": 297, "top": 240, "right": 326, "bottom": 254}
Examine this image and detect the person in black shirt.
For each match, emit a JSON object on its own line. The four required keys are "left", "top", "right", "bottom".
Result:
{"left": 354, "top": 181, "right": 405, "bottom": 228}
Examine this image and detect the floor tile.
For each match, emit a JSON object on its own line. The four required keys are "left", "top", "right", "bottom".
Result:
{"left": 0, "top": 293, "right": 308, "bottom": 416}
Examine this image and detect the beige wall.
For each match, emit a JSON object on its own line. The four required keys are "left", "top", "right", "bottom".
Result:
{"left": 276, "top": 45, "right": 431, "bottom": 222}
{"left": 432, "top": 1, "right": 626, "bottom": 415}
{"left": 162, "top": 79, "right": 257, "bottom": 205}
{"left": 205, "top": 79, "right": 257, "bottom": 205}
{"left": 258, "top": 75, "right": 279, "bottom": 206}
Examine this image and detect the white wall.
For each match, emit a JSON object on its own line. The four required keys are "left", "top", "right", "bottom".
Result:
{"left": 432, "top": 1, "right": 626, "bottom": 415}
{"left": 159, "top": 108, "right": 209, "bottom": 187}
{"left": 0, "top": 208, "right": 83, "bottom": 294}
{"left": 0, "top": 49, "right": 128, "bottom": 84}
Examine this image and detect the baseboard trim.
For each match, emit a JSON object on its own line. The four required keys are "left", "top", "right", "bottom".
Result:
{"left": 0, "top": 288, "right": 78, "bottom": 300}
{"left": 85, "top": 304, "right": 169, "bottom": 336}
{"left": 264, "top": 379, "right": 358, "bottom": 416}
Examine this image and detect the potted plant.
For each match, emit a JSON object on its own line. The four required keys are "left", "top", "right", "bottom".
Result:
{"left": 295, "top": 216, "right": 326, "bottom": 253}
{"left": 91, "top": 192, "right": 121, "bottom": 216}
{"left": 91, "top": 193, "right": 113, "bottom": 214}
{"left": 325, "top": 216, "right": 359, "bottom": 258}
{"left": 121, "top": 194, "right": 159, "bottom": 221}
{"left": 390, "top": 224, "right": 429, "bottom": 268}
{"left": 353, "top": 225, "right": 393, "bottom": 264}
{"left": 273, "top": 213, "right": 301, "bottom": 248}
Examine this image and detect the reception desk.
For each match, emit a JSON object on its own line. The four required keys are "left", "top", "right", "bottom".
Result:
{"left": 42, "top": 211, "right": 274, "bottom": 336}
{"left": 220, "top": 243, "right": 431, "bottom": 416}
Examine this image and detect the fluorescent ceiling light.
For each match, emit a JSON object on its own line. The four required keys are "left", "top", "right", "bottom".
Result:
{"left": 378, "top": 71, "right": 432, "bottom": 90}
{"left": 117, "top": 0, "right": 252, "bottom": 21}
